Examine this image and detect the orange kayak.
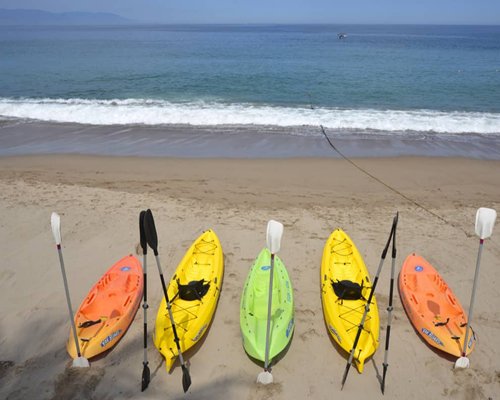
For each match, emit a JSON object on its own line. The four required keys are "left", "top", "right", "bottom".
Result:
{"left": 399, "top": 253, "right": 475, "bottom": 357}
{"left": 67, "top": 254, "right": 143, "bottom": 359}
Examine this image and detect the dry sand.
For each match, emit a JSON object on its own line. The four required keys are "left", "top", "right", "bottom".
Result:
{"left": 0, "top": 155, "right": 499, "bottom": 399}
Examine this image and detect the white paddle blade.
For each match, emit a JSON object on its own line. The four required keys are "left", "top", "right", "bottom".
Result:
{"left": 72, "top": 356, "right": 90, "bottom": 368}
{"left": 257, "top": 370, "right": 273, "bottom": 384}
{"left": 51, "top": 212, "right": 62, "bottom": 245}
{"left": 266, "top": 220, "right": 284, "bottom": 254}
{"left": 475, "top": 207, "right": 496, "bottom": 240}
{"left": 454, "top": 356, "right": 470, "bottom": 369}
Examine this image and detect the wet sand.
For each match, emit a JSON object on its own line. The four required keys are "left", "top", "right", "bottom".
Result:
{"left": 1, "top": 120, "right": 499, "bottom": 159}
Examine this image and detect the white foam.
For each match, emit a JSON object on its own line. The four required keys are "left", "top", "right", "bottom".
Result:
{"left": 0, "top": 97, "right": 499, "bottom": 134}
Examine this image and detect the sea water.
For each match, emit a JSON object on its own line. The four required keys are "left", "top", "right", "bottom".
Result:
{"left": 0, "top": 24, "right": 499, "bottom": 150}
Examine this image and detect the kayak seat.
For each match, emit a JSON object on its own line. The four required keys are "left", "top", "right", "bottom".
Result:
{"left": 332, "top": 279, "right": 365, "bottom": 301}
{"left": 177, "top": 279, "right": 210, "bottom": 301}
{"left": 80, "top": 296, "right": 123, "bottom": 319}
{"left": 426, "top": 299, "right": 442, "bottom": 321}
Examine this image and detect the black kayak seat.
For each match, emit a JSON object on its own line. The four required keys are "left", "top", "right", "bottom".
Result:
{"left": 177, "top": 279, "right": 210, "bottom": 301}
{"left": 332, "top": 279, "right": 364, "bottom": 301}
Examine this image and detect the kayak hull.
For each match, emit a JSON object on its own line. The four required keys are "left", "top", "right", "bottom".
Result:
{"left": 240, "top": 248, "right": 294, "bottom": 363}
{"left": 67, "top": 254, "right": 143, "bottom": 359}
{"left": 154, "top": 230, "right": 224, "bottom": 371}
{"left": 321, "top": 229, "right": 379, "bottom": 373}
{"left": 399, "top": 253, "right": 475, "bottom": 357}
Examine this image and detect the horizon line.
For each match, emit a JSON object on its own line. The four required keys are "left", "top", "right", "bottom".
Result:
{"left": 2, "top": 22, "right": 500, "bottom": 27}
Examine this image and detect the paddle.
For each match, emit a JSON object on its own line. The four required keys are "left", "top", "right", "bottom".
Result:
{"left": 139, "top": 211, "right": 150, "bottom": 391}
{"left": 50, "top": 212, "right": 90, "bottom": 368}
{"left": 455, "top": 207, "right": 497, "bottom": 369}
{"left": 381, "top": 212, "right": 399, "bottom": 394}
{"left": 257, "top": 219, "right": 284, "bottom": 385}
{"left": 143, "top": 209, "right": 191, "bottom": 392}
{"left": 341, "top": 213, "right": 398, "bottom": 390}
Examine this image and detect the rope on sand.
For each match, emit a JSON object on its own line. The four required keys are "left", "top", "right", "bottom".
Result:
{"left": 307, "top": 95, "right": 467, "bottom": 236}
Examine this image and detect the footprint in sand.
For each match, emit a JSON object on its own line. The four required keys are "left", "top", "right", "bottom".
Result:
{"left": 299, "top": 328, "right": 320, "bottom": 342}
{"left": 295, "top": 308, "right": 316, "bottom": 322}
{"left": 52, "top": 366, "right": 105, "bottom": 400}
{"left": 0, "top": 360, "right": 14, "bottom": 380}
{"left": 296, "top": 308, "right": 316, "bottom": 316}
{"left": 247, "top": 382, "right": 283, "bottom": 400}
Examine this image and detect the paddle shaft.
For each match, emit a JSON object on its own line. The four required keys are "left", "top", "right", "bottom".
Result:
{"left": 341, "top": 258, "right": 383, "bottom": 386}
{"left": 381, "top": 228, "right": 397, "bottom": 393}
{"left": 142, "top": 253, "right": 148, "bottom": 365}
{"left": 154, "top": 254, "right": 187, "bottom": 366}
{"left": 263, "top": 253, "right": 275, "bottom": 371}
{"left": 382, "top": 214, "right": 398, "bottom": 392}
{"left": 460, "top": 239, "right": 483, "bottom": 357}
{"left": 56, "top": 245, "right": 83, "bottom": 358}
{"left": 341, "top": 215, "right": 397, "bottom": 389}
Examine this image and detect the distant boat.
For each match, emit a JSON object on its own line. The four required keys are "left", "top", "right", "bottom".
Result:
{"left": 338, "top": 33, "right": 347, "bottom": 40}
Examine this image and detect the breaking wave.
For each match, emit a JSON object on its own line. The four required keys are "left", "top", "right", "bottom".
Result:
{"left": 0, "top": 97, "right": 499, "bottom": 134}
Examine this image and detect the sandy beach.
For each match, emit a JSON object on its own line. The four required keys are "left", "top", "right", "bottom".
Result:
{"left": 0, "top": 154, "right": 499, "bottom": 399}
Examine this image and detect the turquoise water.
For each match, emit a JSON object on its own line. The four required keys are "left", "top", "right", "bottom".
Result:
{"left": 0, "top": 24, "right": 499, "bottom": 134}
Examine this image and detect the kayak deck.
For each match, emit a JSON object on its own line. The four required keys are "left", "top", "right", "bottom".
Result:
{"left": 321, "top": 229, "right": 379, "bottom": 373}
{"left": 399, "top": 253, "right": 475, "bottom": 357}
{"left": 240, "top": 248, "right": 294, "bottom": 363}
{"left": 67, "top": 254, "right": 143, "bottom": 359}
{"left": 154, "top": 230, "right": 224, "bottom": 371}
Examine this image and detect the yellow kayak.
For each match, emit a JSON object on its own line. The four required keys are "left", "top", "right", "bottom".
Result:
{"left": 154, "top": 230, "right": 224, "bottom": 371}
{"left": 321, "top": 228, "right": 379, "bottom": 373}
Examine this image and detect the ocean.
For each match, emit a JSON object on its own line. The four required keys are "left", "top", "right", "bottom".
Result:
{"left": 0, "top": 24, "right": 499, "bottom": 157}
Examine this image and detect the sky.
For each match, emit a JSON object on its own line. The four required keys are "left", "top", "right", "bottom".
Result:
{"left": 0, "top": 0, "right": 499, "bottom": 25}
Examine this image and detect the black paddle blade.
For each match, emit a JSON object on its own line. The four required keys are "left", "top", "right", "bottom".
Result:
{"left": 139, "top": 210, "right": 147, "bottom": 255}
{"left": 381, "top": 364, "right": 388, "bottom": 394}
{"left": 182, "top": 365, "right": 192, "bottom": 393}
{"left": 144, "top": 209, "right": 159, "bottom": 256}
{"left": 381, "top": 215, "right": 397, "bottom": 259}
{"left": 141, "top": 363, "right": 150, "bottom": 392}
{"left": 340, "top": 362, "right": 351, "bottom": 390}
{"left": 391, "top": 212, "right": 399, "bottom": 258}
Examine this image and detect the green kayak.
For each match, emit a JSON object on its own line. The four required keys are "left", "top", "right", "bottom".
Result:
{"left": 240, "top": 247, "right": 294, "bottom": 362}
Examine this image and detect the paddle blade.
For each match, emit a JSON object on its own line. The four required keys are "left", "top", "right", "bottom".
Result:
{"left": 144, "top": 209, "right": 159, "bottom": 256}
{"left": 141, "top": 363, "right": 150, "bottom": 392}
{"left": 139, "top": 210, "right": 147, "bottom": 255}
{"left": 381, "top": 364, "right": 388, "bottom": 394}
{"left": 182, "top": 365, "right": 192, "bottom": 393}
{"left": 51, "top": 212, "right": 62, "bottom": 245}
{"left": 257, "top": 370, "right": 273, "bottom": 384}
{"left": 475, "top": 207, "right": 496, "bottom": 240}
{"left": 266, "top": 220, "right": 284, "bottom": 254}
{"left": 454, "top": 356, "right": 470, "bottom": 369}
{"left": 340, "top": 362, "right": 351, "bottom": 390}
{"left": 72, "top": 356, "right": 90, "bottom": 368}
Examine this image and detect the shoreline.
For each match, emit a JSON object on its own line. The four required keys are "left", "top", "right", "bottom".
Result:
{"left": 1, "top": 120, "right": 499, "bottom": 159}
